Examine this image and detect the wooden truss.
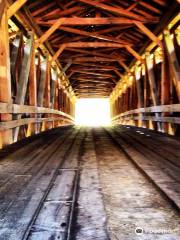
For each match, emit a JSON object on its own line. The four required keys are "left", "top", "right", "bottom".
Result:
{"left": 0, "top": 0, "right": 180, "bottom": 147}
{"left": 5, "top": 0, "right": 177, "bottom": 98}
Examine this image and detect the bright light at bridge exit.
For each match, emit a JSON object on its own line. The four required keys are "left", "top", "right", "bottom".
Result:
{"left": 75, "top": 98, "right": 111, "bottom": 126}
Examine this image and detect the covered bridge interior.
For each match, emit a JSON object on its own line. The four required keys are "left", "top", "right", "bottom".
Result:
{"left": 0, "top": 0, "right": 180, "bottom": 239}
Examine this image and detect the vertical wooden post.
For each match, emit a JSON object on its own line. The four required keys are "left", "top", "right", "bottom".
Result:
{"left": 36, "top": 52, "right": 41, "bottom": 87}
{"left": 142, "top": 63, "right": 149, "bottom": 128}
{"left": 0, "top": 0, "right": 5, "bottom": 23}
{"left": 145, "top": 52, "right": 159, "bottom": 106}
{"left": 164, "top": 30, "right": 180, "bottom": 102}
{"left": 135, "top": 65, "right": 144, "bottom": 127}
{"left": 27, "top": 41, "right": 37, "bottom": 136}
{"left": 37, "top": 55, "right": 48, "bottom": 107}
{"left": 44, "top": 59, "right": 51, "bottom": 108}
{"left": 0, "top": 3, "right": 13, "bottom": 147}
{"left": 10, "top": 32, "right": 23, "bottom": 98}
{"left": 37, "top": 54, "right": 48, "bottom": 132}
{"left": 14, "top": 32, "right": 34, "bottom": 142}
{"left": 50, "top": 66, "right": 58, "bottom": 128}
{"left": 145, "top": 52, "right": 161, "bottom": 131}
{"left": 161, "top": 41, "right": 171, "bottom": 133}
{"left": 50, "top": 66, "right": 57, "bottom": 108}
{"left": 54, "top": 80, "right": 59, "bottom": 127}
{"left": 44, "top": 57, "right": 51, "bottom": 129}
{"left": 142, "top": 63, "right": 149, "bottom": 108}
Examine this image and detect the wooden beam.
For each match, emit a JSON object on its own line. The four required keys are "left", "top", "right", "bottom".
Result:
{"left": 0, "top": 116, "right": 74, "bottom": 130}
{"left": 50, "top": 67, "right": 58, "bottom": 108}
{"left": 125, "top": 45, "right": 142, "bottom": 60}
{"left": 27, "top": 40, "right": 37, "bottom": 136}
{"left": 60, "top": 26, "right": 129, "bottom": 45}
{"left": 160, "top": 45, "right": 170, "bottom": 106}
{"left": 29, "top": 43, "right": 37, "bottom": 107}
{"left": 37, "top": 56, "right": 49, "bottom": 107}
{"left": 41, "top": 6, "right": 84, "bottom": 19}
{"left": 52, "top": 42, "right": 124, "bottom": 61}
{"left": 164, "top": 30, "right": 180, "bottom": 102}
{"left": 66, "top": 42, "right": 124, "bottom": 48}
{"left": 145, "top": 52, "right": 161, "bottom": 130}
{"left": 0, "top": 5, "right": 13, "bottom": 147}
{"left": 135, "top": 66, "right": 144, "bottom": 107}
{"left": 112, "top": 103, "right": 180, "bottom": 121}
{"left": 31, "top": 2, "right": 55, "bottom": 17}
{"left": 71, "top": 70, "right": 114, "bottom": 78}
{"left": 145, "top": 52, "right": 159, "bottom": 106}
{"left": 161, "top": 41, "right": 171, "bottom": 133}
{"left": 44, "top": 60, "right": 51, "bottom": 108}
{"left": 69, "top": 66, "right": 119, "bottom": 71}
{"left": 62, "top": 57, "right": 121, "bottom": 62}
{"left": 73, "top": 75, "right": 116, "bottom": 80}
{"left": 7, "top": 0, "right": 28, "bottom": 19}
{"left": 0, "top": 0, "right": 5, "bottom": 23}
{"left": 10, "top": 32, "right": 23, "bottom": 97}
{"left": 134, "top": 21, "right": 162, "bottom": 47}
{"left": 118, "top": 59, "right": 130, "bottom": 72}
{"left": 72, "top": 79, "right": 115, "bottom": 84}
{"left": 37, "top": 17, "right": 151, "bottom": 26}
{"left": 135, "top": 65, "right": 144, "bottom": 127}
{"left": 113, "top": 70, "right": 123, "bottom": 78}
{"left": 59, "top": 60, "right": 72, "bottom": 77}
{"left": 14, "top": 32, "right": 34, "bottom": 141}
{"left": 0, "top": 102, "right": 75, "bottom": 119}
{"left": 93, "top": 26, "right": 131, "bottom": 35}
{"left": 15, "top": 32, "right": 34, "bottom": 104}
{"left": 58, "top": 48, "right": 125, "bottom": 61}
{"left": 44, "top": 58, "right": 51, "bottom": 130}
{"left": 113, "top": 115, "right": 180, "bottom": 125}
{"left": 77, "top": 0, "right": 144, "bottom": 20}
{"left": 51, "top": 44, "right": 66, "bottom": 63}
{"left": 35, "top": 18, "right": 65, "bottom": 48}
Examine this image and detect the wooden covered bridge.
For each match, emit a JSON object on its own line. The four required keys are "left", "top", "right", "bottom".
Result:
{"left": 0, "top": 0, "right": 180, "bottom": 239}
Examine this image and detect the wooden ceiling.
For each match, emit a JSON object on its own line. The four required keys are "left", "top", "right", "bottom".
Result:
{"left": 25, "top": 0, "right": 177, "bottom": 98}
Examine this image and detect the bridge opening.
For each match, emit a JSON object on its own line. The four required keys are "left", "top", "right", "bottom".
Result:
{"left": 75, "top": 98, "right": 111, "bottom": 126}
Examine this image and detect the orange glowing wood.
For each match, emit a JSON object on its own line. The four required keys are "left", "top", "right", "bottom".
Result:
{"left": 7, "top": 0, "right": 28, "bottom": 19}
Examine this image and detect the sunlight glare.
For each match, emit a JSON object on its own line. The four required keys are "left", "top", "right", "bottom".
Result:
{"left": 75, "top": 98, "right": 111, "bottom": 126}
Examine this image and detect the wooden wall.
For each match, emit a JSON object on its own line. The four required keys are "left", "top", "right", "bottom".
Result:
{"left": 0, "top": 2, "right": 75, "bottom": 148}
{"left": 110, "top": 17, "right": 180, "bottom": 135}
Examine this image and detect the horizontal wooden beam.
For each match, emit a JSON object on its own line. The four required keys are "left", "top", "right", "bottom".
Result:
{"left": 69, "top": 66, "right": 119, "bottom": 71}
{"left": 57, "top": 47, "right": 125, "bottom": 61}
{"left": 70, "top": 70, "right": 114, "bottom": 77}
{"left": 62, "top": 57, "right": 121, "bottom": 62}
{"left": 0, "top": 102, "right": 74, "bottom": 120}
{"left": 65, "top": 42, "right": 124, "bottom": 48}
{"left": 60, "top": 26, "right": 129, "bottom": 45}
{"left": 37, "top": 17, "right": 153, "bottom": 26}
{"left": 0, "top": 117, "right": 73, "bottom": 130}
{"left": 52, "top": 42, "right": 125, "bottom": 61}
{"left": 115, "top": 116, "right": 180, "bottom": 125}
{"left": 112, "top": 104, "right": 180, "bottom": 120}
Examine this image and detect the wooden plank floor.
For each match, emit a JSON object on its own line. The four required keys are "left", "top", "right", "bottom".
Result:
{"left": 0, "top": 126, "right": 179, "bottom": 240}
